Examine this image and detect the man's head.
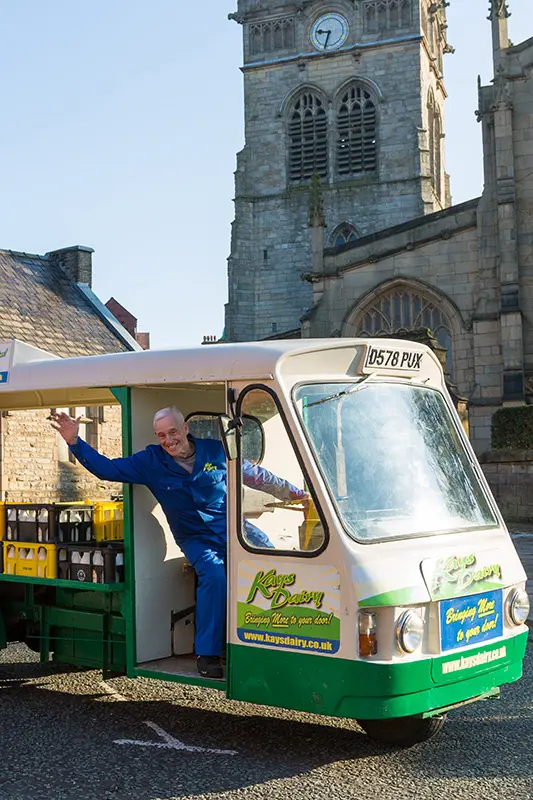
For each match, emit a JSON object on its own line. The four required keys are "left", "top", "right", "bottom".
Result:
{"left": 153, "top": 407, "right": 193, "bottom": 458}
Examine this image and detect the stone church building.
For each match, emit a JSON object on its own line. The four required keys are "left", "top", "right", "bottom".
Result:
{"left": 225, "top": 0, "right": 533, "bottom": 457}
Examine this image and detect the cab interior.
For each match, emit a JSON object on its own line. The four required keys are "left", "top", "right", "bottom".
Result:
{"left": 130, "top": 383, "right": 227, "bottom": 679}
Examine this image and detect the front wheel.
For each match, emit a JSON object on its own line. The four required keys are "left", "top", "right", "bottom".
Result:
{"left": 357, "top": 715, "right": 446, "bottom": 747}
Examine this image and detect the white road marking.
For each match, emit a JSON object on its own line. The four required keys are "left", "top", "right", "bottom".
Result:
{"left": 100, "top": 681, "right": 128, "bottom": 702}
{"left": 114, "top": 721, "right": 238, "bottom": 755}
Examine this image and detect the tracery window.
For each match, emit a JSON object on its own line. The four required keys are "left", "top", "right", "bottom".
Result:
{"left": 355, "top": 287, "right": 453, "bottom": 375}
{"left": 250, "top": 18, "right": 295, "bottom": 55}
{"left": 330, "top": 223, "right": 358, "bottom": 247}
{"left": 337, "top": 85, "right": 377, "bottom": 176}
{"left": 363, "top": 0, "right": 412, "bottom": 34}
{"left": 288, "top": 93, "right": 328, "bottom": 182}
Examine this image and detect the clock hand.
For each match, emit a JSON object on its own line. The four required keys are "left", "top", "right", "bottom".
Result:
{"left": 317, "top": 28, "right": 332, "bottom": 40}
{"left": 324, "top": 30, "right": 331, "bottom": 49}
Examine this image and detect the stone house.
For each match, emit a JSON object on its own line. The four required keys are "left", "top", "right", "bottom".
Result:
{"left": 0, "top": 245, "right": 140, "bottom": 503}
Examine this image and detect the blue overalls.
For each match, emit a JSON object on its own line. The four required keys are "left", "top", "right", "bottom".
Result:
{"left": 69, "top": 436, "right": 304, "bottom": 656}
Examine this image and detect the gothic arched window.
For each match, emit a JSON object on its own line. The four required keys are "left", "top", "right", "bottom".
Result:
{"left": 352, "top": 285, "right": 454, "bottom": 375}
{"left": 330, "top": 223, "right": 358, "bottom": 247}
{"left": 363, "top": 0, "right": 412, "bottom": 33}
{"left": 250, "top": 24, "right": 262, "bottom": 54}
{"left": 250, "top": 18, "right": 295, "bottom": 55}
{"left": 336, "top": 84, "right": 377, "bottom": 176}
{"left": 288, "top": 92, "right": 328, "bottom": 182}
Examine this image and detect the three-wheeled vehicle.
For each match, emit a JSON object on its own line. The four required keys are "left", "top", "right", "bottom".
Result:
{"left": 0, "top": 337, "right": 528, "bottom": 747}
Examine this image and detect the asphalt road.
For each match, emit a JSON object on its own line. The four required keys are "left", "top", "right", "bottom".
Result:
{"left": 0, "top": 641, "right": 531, "bottom": 800}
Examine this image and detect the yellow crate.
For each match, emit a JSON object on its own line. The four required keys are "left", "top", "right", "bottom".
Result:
{"left": 3, "top": 541, "right": 57, "bottom": 578}
{"left": 93, "top": 502, "right": 124, "bottom": 541}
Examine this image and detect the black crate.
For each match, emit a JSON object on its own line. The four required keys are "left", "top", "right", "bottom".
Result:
{"left": 5, "top": 504, "right": 55, "bottom": 543}
{"left": 55, "top": 505, "right": 94, "bottom": 544}
{"left": 5, "top": 504, "right": 94, "bottom": 544}
{"left": 57, "top": 543, "right": 124, "bottom": 584}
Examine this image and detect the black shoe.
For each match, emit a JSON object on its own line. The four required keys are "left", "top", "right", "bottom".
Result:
{"left": 197, "top": 655, "right": 223, "bottom": 679}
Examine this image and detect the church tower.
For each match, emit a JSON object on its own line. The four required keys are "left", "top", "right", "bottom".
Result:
{"left": 225, "top": 0, "right": 452, "bottom": 342}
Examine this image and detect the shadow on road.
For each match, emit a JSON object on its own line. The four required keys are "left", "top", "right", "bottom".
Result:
{"left": 0, "top": 649, "right": 532, "bottom": 800}
{"left": 0, "top": 655, "right": 380, "bottom": 800}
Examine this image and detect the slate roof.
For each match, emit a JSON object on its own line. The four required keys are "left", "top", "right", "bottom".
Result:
{"left": 0, "top": 249, "right": 131, "bottom": 357}
{"left": 324, "top": 198, "right": 480, "bottom": 258}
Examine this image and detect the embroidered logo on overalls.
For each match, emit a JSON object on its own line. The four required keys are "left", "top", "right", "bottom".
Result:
{"left": 203, "top": 463, "right": 217, "bottom": 472}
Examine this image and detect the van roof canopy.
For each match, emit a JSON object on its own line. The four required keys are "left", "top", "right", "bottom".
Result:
{"left": 0, "top": 338, "right": 442, "bottom": 410}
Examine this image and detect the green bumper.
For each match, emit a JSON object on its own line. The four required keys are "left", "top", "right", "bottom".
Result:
{"left": 228, "top": 631, "right": 528, "bottom": 719}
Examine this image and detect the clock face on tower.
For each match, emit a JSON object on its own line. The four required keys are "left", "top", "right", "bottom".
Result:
{"left": 310, "top": 13, "right": 349, "bottom": 52}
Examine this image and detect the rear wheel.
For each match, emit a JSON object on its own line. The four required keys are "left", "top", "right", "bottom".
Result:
{"left": 357, "top": 715, "right": 446, "bottom": 747}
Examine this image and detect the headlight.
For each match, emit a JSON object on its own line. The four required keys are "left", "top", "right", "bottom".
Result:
{"left": 507, "top": 589, "right": 530, "bottom": 626}
{"left": 395, "top": 610, "right": 424, "bottom": 654}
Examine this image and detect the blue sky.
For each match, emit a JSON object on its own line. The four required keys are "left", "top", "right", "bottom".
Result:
{"left": 0, "top": 1, "right": 530, "bottom": 348}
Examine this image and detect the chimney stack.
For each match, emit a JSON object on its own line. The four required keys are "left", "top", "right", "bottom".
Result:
{"left": 48, "top": 245, "right": 94, "bottom": 287}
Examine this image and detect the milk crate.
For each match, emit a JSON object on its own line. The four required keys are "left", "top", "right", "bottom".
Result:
{"left": 3, "top": 541, "right": 57, "bottom": 578}
{"left": 5, "top": 504, "right": 55, "bottom": 543}
{"left": 57, "top": 542, "right": 124, "bottom": 584}
{"left": 55, "top": 505, "right": 94, "bottom": 544}
{"left": 93, "top": 502, "right": 124, "bottom": 542}
{"left": 4, "top": 503, "right": 94, "bottom": 544}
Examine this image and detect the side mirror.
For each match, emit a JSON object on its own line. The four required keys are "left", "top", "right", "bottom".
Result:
{"left": 218, "top": 415, "right": 241, "bottom": 461}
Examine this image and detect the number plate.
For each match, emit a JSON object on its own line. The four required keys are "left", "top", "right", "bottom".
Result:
{"left": 439, "top": 589, "right": 503, "bottom": 652}
{"left": 363, "top": 346, "right": 423, "bottom": 373}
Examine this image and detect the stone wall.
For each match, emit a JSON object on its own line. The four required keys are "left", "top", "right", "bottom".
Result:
{"left": 302, "top": 193, "right": 523, "bottom": 454}
{"left": 1, "top": 406, "right": 123, "bottom": 503}
{"left": 306, "top": 206, "right": 477, "bottom": 337}
{"left": 480, "top": 450, "right": 533, "bottom": 523}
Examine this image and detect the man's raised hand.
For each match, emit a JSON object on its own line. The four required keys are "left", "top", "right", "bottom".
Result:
{"left": 289, "top": 490, "right": 311, "bottom": 514}
{"left": 50, "top": 411, "right": 81, "bottom": 445}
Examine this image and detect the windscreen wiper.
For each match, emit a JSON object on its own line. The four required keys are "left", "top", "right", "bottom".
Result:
{"left": 305, "top": 372, "right": 378, "bottom": 408}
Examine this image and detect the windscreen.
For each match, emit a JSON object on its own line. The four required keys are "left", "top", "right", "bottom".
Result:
{"left": 294, "top": 381, "right": 496, "bottom": 542}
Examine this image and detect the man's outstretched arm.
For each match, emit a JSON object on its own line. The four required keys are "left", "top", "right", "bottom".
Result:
{"left": 51, "top": 411, "right": 148, "bottom": 484}
{"left": 242, "top": 459, "right": 308, "bottom": 505}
